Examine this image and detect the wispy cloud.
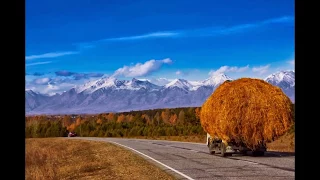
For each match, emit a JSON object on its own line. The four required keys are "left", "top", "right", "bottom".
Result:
{"left": 55, "top": 70, "right": 104, "bottom": 80}
{"left": 55, "top": 70, "right": 76, "bottom": 76}
{"left": 25, "top": 72, "right": 46, "bottom": 76}
{"left": 209, "top": 65, "right": 250, "bottom": 76}
{"left": 26, "top": 61, "right": 52, "bottom": 66}
{"left": 252, "top": 64, "right": 270, "bottom": 75}
{"left": 105, "top": 32, "right": 179, "bottom": 41}
{"left": 113, "top": 58, "right": 172, "bottom": 77}
{"left": 78, "top": 16, "right": 293, "bottom": 48}
{"left": 175, "top": 70, "right": 190, "bottom": 76}
{"left": 148, "top": 77, "right": 173, "bottom": 86}
{"left": 32, "top": 78, "right": 52, "bottom": 85}
{"left": 288, "top": 59, "right": 294, "bottom": 65}
{"left": 25, "top": 51, "right": 78, "bottom": 60}
{"left": 73, "top": 73, "right": 104, "bottom": 80}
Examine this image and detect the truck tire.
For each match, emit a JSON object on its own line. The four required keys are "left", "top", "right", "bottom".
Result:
{"left": 209, "top": 150, "right": 215, "bottom": 155}
{"left": 252, "top": 150, "right": 264, "bottom": 156}
{"left": 220, "top": 143, "right": 226, "bottom": 157}
{"left": 241, "top": 150, "right": 248, "bottom": 155}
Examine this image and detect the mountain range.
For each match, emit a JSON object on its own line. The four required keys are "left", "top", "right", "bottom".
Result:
{"left": 26, "top": 70, "right": 295, "bottom": 115}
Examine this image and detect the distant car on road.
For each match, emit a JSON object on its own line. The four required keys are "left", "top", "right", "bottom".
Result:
{"left": 68, "top": 132, "right": 77, "bottom": 137}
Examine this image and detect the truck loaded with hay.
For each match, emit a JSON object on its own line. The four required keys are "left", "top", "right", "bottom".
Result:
{"left": 200, "top": 78, "right": 294, "bottom": 157}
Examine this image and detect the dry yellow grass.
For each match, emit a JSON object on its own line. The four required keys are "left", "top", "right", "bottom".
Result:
{"left": 26, "top": 138, "right": 176, "bottom": 180}
{"left": 200, "top": 78, "right": 294, "bottom": 149}
{"left": 266, "top": 132, "right": 295, "bottom": 152}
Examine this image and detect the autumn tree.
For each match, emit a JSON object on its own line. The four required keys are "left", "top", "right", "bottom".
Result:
{"left": 142, "top": 114, "right": 151, "bottom": 124}
{"left": 195, "top": 107, "right": 201, "bottom": 121}
{"left": 169, "top": 114, "right": 178, "bottom": 124}
{"left": 75, "top": 117, "right": 82, "bottom": 126}
{"left": 117, "top": 114, "right": 126, "bottom": 123}
{"left": 62, "top": 115, "right": 72, "bottom": 127}
{"left": 161, "top": 109, "right": 170, "bottom": 124}
{"left": 154, "top": 112, "right": 161, "bottom": 126}
{"left": 106, "top": 113, "right": 115, "bottom": 122}
{"left": 96, "top": 118, "right": 103, "bottom": 125}
{"left": 178, "top": 110, "right": 185, "bottom": 125}
{"left": 126, "top": 114, "right": 134, "bottom": 122}
{"left": 67, "top": 123, "right": 76, "bottom": 132}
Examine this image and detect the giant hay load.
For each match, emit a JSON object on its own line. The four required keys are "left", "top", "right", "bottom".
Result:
{"left": 200, "top": 78, "right": 294, "bottom": 150}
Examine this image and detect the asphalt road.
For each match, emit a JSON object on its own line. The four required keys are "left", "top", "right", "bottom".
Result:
{"left": 72, "top": 137, "right": 294, "bottom": 180}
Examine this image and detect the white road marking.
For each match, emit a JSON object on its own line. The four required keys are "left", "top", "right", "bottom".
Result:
{"left": 151, "top": 139, "right": 206, "bottom": 146}
{"left": 137, "top": 138, "right": 206, "bottom": 146}
{"left": 189, "top": 149, "right": 199, "bottom": 153}
{"left": 110, "top": 141, "right": 195, "bottom": 180}
{"left": 240, "top": 160, "right": 259, "bottom": 165}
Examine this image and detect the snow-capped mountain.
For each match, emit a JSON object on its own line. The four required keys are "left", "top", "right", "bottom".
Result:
{"left": 25, "top": 90, "right": 50, "bottom": 112}
{"left": 202, "top": 73, "right": 232, "bottom": 86}
{"left": 76, "top": 77, "right": 161, "bottom": 94}
{"left": 265, "top": 70, "right": 295, "bottom": 102}
{"left": 25, "top": 71, "right": 294, "bottom": 114}
{"left": 124, "top": 78, "right": 161, "bottom": 90}
{"left": 265, "top": 70, "right": 295, "bottom": 87}
{"left": 164, "top": 79, "right": 195, "bottom": 91}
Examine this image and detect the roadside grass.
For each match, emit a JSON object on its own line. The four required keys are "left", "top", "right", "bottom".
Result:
{"left": 26, "top": 138, "right": 176, "bottom": 180}
{"left": 266, "top": 132, "right": 295, "bottom": 152}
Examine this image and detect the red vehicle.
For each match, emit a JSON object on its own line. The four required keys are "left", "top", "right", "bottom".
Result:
{"left": 68, "top": 132, "right": 77, "bottom": 137}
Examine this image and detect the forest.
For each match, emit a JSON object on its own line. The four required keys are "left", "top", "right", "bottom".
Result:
{"left": 25, "top": 107, "right": 206, "bottom": 138}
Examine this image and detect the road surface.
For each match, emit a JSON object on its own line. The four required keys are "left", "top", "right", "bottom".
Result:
{"left": 72, "top": 137, "right": 294, "bottom": 180}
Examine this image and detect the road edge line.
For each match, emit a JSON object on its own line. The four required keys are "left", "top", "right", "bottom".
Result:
{"left": 110, "top": 141, "right": 195, "bottom": 180}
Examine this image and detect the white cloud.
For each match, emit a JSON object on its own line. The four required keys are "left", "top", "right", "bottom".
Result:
{"left": 209, "top": 65, "right": 249, "bottom": 76}
{"left": 33, "top": 78, "right": 51, "bottom": 85}
{"left": 176, "top": 70, "right": 181, "bottom": 75}
{"left": 44, "top": 83, "right": 77, "bottom": 96}
{"left": 25, "top": 51, "right": 78, "bottom": 60}
{"left": 147, "top": 78, "right": 173, "bottom": 86}
{"left": 252, "top": 64, "right": 270, "bottom": 75}
{"left": 162, "top": 58, "right": 173, "bottom": 64}
{"left": 113, "top": 58, "right": 172, "bottom": 77}
{"left": 77, "top": 16, "right": 293, "bottom": 49}
{"left": 106, "top": 32, "right": 179, "bottom": 41}
{"left": 26, "top": 61, "right": 52, "bottom": 66}
{"left": 288, "top": 59, "right": 295, "bottom": 65}
{"left": 26, "top": 81, "right": 79, "bottom": 95}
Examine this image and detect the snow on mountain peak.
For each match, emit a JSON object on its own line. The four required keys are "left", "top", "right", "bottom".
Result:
{"left": 124, "top": 78, "right": 160, "bottom": 90}
{"left": 25, "top": 89, "right": 37, "bottom": 96}
{"left": 165, "top": 78, "right": 194, "bottom": 91}
{"left": 265, "top": 70, "right": 295, "bottom": 86}
{"left": 75, "top": 76, "right": 161, "bottom": 93}
{"left": 202, "top": 73, "right": 233, "bottom": 86}
{"left": 75, "top": 76, "right": 119, "bottom": 93}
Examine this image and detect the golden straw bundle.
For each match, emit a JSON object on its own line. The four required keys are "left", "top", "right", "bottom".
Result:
{"left": 200, "top": 78, "right": 294, "bottom": 149}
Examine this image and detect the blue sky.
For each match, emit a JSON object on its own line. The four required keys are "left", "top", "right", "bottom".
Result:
{"left": 26, "top": 0, "right": 294, "bottom": 95}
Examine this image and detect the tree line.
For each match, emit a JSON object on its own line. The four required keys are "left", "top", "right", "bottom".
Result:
{"left": 25, "top": 107, "right": 206, "bottom": 138}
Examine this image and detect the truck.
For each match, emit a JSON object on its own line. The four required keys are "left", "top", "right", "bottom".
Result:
{"left": 68, "top": 132, "right": 77, "bottom": 137}
{"left": 206, "top": 133, "right": 266, "bottom": 157}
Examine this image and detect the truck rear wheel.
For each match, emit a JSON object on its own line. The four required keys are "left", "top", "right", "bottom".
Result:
{"left": 241, "top": 150, "right": 248, "bottom": 155}
{"left": 220, "top": 143, "right": 226, "bottom": 157}
{"left": 209, "top": 150, "right": 215, "bottom": 155}
{"left": 252, "top": 150, "right": 264, "bottom": 156}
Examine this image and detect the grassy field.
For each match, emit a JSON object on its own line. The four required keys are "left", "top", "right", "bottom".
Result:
{"left": 26, "top": 138, "right": 176, "bottom": 180}
{"left": 266, "top": 133, "right": 295, "bottom": 152}
{"left": 127, "top": 134, "right": 295, "bottom": 152}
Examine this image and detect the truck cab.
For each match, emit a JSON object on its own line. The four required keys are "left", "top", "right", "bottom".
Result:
{"left": 207, "top": 133, "right": 266, "bottom": 157}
